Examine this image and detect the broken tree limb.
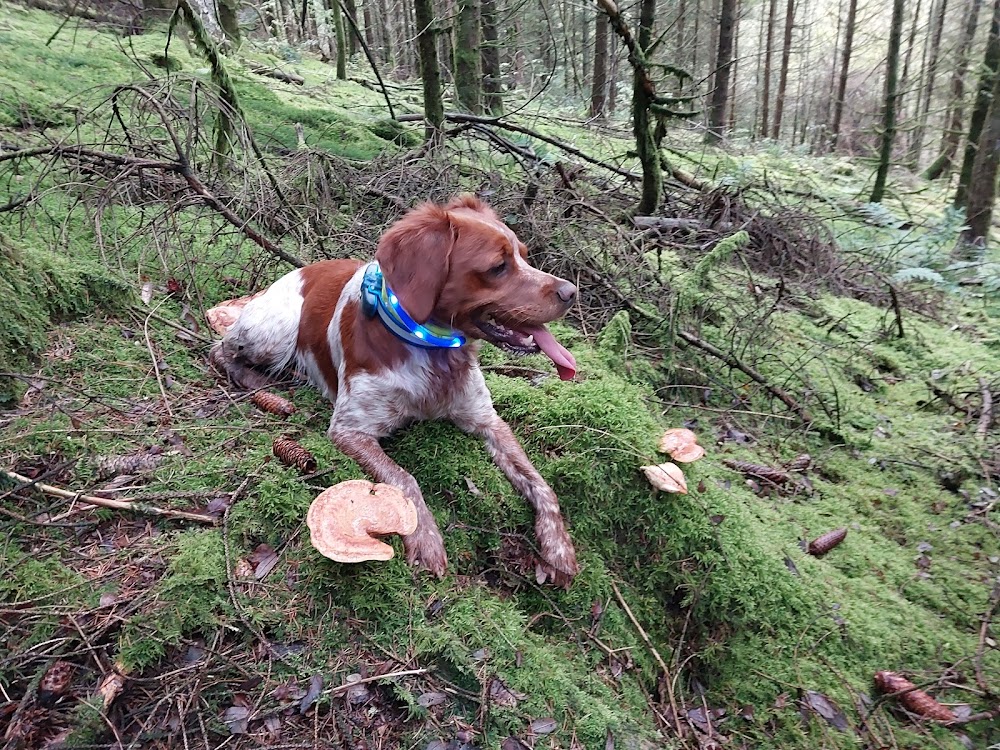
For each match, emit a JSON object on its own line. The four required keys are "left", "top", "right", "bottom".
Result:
{"left": 674, "top": 330, "right": 814, "bottom": 425}
{"left": 397, "top": 112, "right": 639, "bottom": 180}
{"left": 2, "top": 470, "right": 218, "bottom": 524}
{"left": 247, "top": 64, "right": 304, "bottom": 85}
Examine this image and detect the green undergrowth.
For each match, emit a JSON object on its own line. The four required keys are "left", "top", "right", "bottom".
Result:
{"left": 0, "top": 6, "right": 409, "bottom": 156}
{"left": 2, "top": 291, "right": 997, "bottom": 746}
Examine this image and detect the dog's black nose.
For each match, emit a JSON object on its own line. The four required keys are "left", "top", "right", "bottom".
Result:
{"left": 556, "top": 281, "right": 577, "bottom": 305}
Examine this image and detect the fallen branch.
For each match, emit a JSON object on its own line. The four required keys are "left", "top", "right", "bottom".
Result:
{"left": 247, "top": 64, "right": 304, "bottom": 86}
{"left": 2, "top": 469, "right": 218, "bottom": 524}
{"left": 0, "top": 142, "right": 305, "bottom": 268}
{"left": 977, "top": 377, "right": 993, "bottom": 441}
{"left": 675, "top": 330, "right": 814, "bottom": 425}
{"left": 888, "top": 283, "right": 905, "bottom": 338}
{"left": 397, "top": 112, "right": 639, "bottom": 181}
{"left": 610, "top": 580, "right": 684, "bottom": 736}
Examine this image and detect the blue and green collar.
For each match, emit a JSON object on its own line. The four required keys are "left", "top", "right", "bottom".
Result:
{"left": 360, "top": 262, "right": 466, "bottom": 349}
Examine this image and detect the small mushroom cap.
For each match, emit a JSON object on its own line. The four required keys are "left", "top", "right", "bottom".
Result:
{"left": 205, "top": 291, "right": 265, "bottom": 336}
{"left": 307, "top": 480, "right": 418, "bottom": 563}
{"left": 641, "top": 462, "right": 688, "bottom": 494}
{"left": 657, "top": 428, "right": 704, "bottom": 463}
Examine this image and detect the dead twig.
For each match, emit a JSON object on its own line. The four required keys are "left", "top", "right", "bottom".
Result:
{"left": 2, "top": 469, "right": 218, "bottom": 524}
{"left": 675, "top": 330, "right": 814, "bottom": 425}
{"left": 610, "top": 580, "right": 684, "bottom": 736}
{"left": 977, "top": 377, "right": 993, "bottom": 442}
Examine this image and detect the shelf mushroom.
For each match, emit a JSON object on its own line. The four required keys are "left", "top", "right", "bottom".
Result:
{"left": 657, "top": 428, "right": 706, "bottom": 463}
{"left": 307, "top": 480, "right": 418, "bottom": 562}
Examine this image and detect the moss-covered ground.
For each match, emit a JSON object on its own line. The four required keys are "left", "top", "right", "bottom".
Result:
{"left": 1, "top": 6, "right": 998, "bottom": 749}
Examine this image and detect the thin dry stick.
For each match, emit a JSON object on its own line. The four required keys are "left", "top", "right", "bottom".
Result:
{"left": 610, "top": 580, "right": 683, "bottom": 736}
{"left": 2, "top": 470, "right": 217, "bottom": 524}
{"left": 143, "top": 299, "right": 175, "bottom": 421}
{"left": 977, "top": 377, "right": 993, "bottom": 442}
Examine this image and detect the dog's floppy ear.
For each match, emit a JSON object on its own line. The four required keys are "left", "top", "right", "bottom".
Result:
{"left": 375, "top": 202, "right": 457, "bottom": 324}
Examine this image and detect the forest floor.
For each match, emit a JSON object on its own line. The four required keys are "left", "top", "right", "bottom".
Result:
{"left": 1, "top": 6, "right": 999, "bottom": 750}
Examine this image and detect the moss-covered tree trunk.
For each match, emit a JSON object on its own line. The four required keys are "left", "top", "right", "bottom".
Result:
{"left": 924, "top": 0, "right": 982, "bottom": 179}
{"left": 870, "top": 0, "right": 905, "bottom": 203}
{"left": 589, "top": 12, "right": 609, "bottom": 118}
{"left": 759, "top": 0, "right": 776, "bottom": 137}
{"left": 481, "top": 0, "right": 502, "bottom": 115}
{"left": 343, "top": 0, "right": 359, "bottom": 55}
{"left": 827, "top": 0, "right": 857, "bottom": 151}
{"left": 769, "top": 0, "right": 794, "bottom": 139}
{"left": 705, "top": 0, "right": 737, "bottom": 144}
{"left": 955, "top": 0, "right": 1000, "bottom": 207}
{"left": 634, "top": 0, "right": 661, "bottom": 214}
{"left": 217, "top": 0, "right": 241, "bottom": 48}
{"left": 454, "top": 0, "right": 481, "bottom": 112}
{"left": 333, "top": 0, "right": 347, "bottom": 78}
{"left": 962, "top": 74, "right": 1000, "bottom": 243}
{"left": 414, "top": 0, "right": 445, "bottom": 144}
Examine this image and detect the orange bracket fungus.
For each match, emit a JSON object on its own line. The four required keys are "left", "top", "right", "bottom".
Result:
{"left": 657, "top": 428, "right": 706, "bottom": 463}
{"left": 307, "top": 480, "right": 418, "bottom": 563}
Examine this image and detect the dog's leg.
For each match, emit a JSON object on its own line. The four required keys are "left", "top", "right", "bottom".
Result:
{"left": 454, "top": 409, "right": 579, "bottom": 587}
{"left": 208, "top": 342, "right": 282, "bottom": 391}
{"left": 327, "top": 425, "right": 448, "bottom": 576}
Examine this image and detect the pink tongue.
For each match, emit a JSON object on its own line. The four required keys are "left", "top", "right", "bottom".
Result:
{"left": 523, "top": 325, "right": 577, "bottom": 381}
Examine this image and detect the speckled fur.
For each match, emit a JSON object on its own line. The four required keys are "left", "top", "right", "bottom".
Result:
{"left": 212, "top": 196, "right": 580, "bottom": 585}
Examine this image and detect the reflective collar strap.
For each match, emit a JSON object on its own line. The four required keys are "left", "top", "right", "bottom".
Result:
{"left": 360, "top": 262, "right": 466, "bottom": 349}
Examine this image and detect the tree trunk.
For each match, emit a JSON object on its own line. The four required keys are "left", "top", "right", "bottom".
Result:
{"left": 828, "top": 0, "right": 857, "bottom": 150}
{"left": 413, "top": 0, "right": 444, "bottom": 143}
{"left": 343, "top": 0, "right": 358, "bottom": 55}
{"left": 759, "top": 0, "right": 777, "bottom": 137}
{"left": 313, "top": 0, "right": 334, "bottom": 59}
{"left": 590, "top": 12, "right": 609, "bottom": 117}
{"left": 870, "top": 0, "right": 905, "bottom": 203}
{"left": 909, "top": 0, "right": 948, "bottom": 168}
{"left": 770, "top": 0, "right": 794, "bottom": 139}
{"left": 963, "top": 70, "right": 1000, "bottom": 242}
{"left": 333, "top": 1, "right": 347, "bottom": 77}
{"left": 454, "top": 0, "right": 481, "bottom": 112}
{"left": 705, "top": 0, "right": 738, "bottom": 143}
{"left": 728, "top": 8, "right": 739, "bottom": 130}
{"left": 634, "top": 0, "right": 662, "bottom": 214}
{"left": 481, "top": 0, "right": 502, "bottom": 114}
{"left": 362, "top": 0, "right": 376, "bottom": 49}
{"left": 379, "top": 0, "right": 394, "bottom": 65}
{"left": 956, "top": 0, "right": 1000, "bottom": 206}
{"left": 925, "top": 0, "right": 983, "bottom": 179}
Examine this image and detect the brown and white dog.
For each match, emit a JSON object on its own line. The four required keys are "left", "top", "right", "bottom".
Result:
{"left": 210, "top": 195, "right": 580, "bottom": 585}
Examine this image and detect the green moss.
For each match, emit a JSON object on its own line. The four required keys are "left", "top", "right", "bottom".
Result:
{"left": 0, "top": 235, "right": 129, "bottom": 404}
{"left": 117, "top": 529, "right": 230, "bottom": 670}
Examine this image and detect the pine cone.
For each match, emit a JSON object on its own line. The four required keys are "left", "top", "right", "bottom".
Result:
{"left": 38, "top": 660, "right": 74, "bottom": 706}
{"left": 273, "top": 438, "right": 317, "bottom": 473}
{"left": 874, "top": 671, "right": 957, "bottom": 722}
{"left": 722, "top": 459, "right": 790, "bottom": 484}
{"left": 807, "top": 528, "right": 847, "bottom": 556}
{"left": 251, "top": 391, "right": 296, "bottom": 417}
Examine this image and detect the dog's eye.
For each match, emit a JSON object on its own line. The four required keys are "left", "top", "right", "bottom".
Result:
{"left": 490, "top": 260, "right": 508, "bottom": 275}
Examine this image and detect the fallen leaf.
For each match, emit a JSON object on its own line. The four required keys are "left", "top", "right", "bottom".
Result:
{"left": 417, "top": 691, "right": 448, "bottom": 707}
{"left": 488, "top": 677, "right": 525, "bottom": 708}
{"left": 140, "top": 280, "right": 153, "bottom": 305}
{"left": 530, "top": 717, "right": 558, "bottom": 735}
{"left": 641, "top": 463, "right": 688, "bottom": 494}
{"left": 222, "top": 705, "right": 250, "bottom": 734}
{"left": 250, "top": 543, "right": 280, "bottom": 580}
{"left": 342, "top": 673, "right": 370, "bottom": 705}
{"left": 299, "top": 674, "right": 323, "bottom": 714}
{"left": 803, "top": 690, "right": 849, "bottom": 731}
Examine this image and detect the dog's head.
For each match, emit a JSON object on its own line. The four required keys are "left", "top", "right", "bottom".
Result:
{"left": 375, "top": 194, "right": 577, "bottom": 379}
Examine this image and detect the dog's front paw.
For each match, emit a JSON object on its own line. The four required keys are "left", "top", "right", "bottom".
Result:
{"left": 404, "top": 526, "right": 449, "bottom": 577}
{"left": 535, "top": 518, "right": 579, "bottom": 588}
